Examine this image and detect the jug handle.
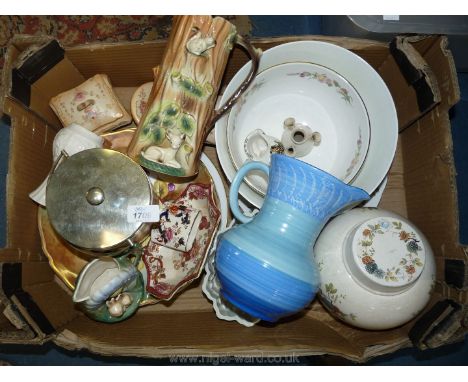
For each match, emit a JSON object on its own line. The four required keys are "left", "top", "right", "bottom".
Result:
{"left": 203, "top": 36, "right": 262, "bottom": 141}
{"left": 230, "top": 161, "right": 269, "bottom": 224}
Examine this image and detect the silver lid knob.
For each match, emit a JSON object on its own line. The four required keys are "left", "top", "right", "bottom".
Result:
{"left": 86, "top": 187, "right": 105, "bottom": 205}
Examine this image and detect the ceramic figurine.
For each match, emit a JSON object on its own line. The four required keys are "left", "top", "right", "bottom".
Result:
{"left": 281, "top": 117, "right": 321, "bottom": 158}
{"left": 215, "top": 154, "right": 369, "bottom": 322}
{"left": 72, "top": 248, "right": 144, "bottom": 323}
{"left": 244, "top": 129, "right": 284, "bottom": 163}
{"left": 106, "top": 293, "right": 133, "bottom": 317}
{"left": 141, "top": 129, "right": 186, "bottom": 169}
{"left": 127, "top": 15, "right": 261, "bottom": 179}
{"left": 314, "top": 207, "right": 436, "bottom": 330}
{"left": 186, "top": 30, "right": 216, "bottom": 56}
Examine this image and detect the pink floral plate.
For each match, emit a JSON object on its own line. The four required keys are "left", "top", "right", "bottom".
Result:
{"left": 130, "top": 82, "right": 153, "bottom": 125}
{"left": 142, "top": 183, "right": 221, "bottom": 301}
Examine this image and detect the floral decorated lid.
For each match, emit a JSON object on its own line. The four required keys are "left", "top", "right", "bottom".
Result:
{"left": 349, "top": 216, "right": 426, "bottom": 293}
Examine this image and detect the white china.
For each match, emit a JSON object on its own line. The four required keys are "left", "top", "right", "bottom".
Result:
{"left": 199, "top": 153, "right": 228, "bottom": 231}
{"left": 363, "top": 176, "right": 388, "bottom": 208}
{"left": 215, "top": 41, "right": 398, "bottom": 209}
{"left": 314, "top": 208, "right": 436, "bottom": 330}
{"left": 227, "top": 62, "right": 370, "bottom": 196}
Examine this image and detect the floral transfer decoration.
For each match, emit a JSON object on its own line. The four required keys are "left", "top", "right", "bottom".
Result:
{"left": 320, "top": 282, "right": 357, "bottom": 322}
{"left": 142, "top": 183, "right": 221, "bottom": 300}
{"left": 356, "top": 219, "right": 425, "bottom": 283}
{"left": 232, "top": 78, "right": 266, "bottom": 118}
{"left": 344, "top": 127, "right": 363, "bottom": 180}
{"left": 288, "top": 71, "right": 352, "bottom": 104}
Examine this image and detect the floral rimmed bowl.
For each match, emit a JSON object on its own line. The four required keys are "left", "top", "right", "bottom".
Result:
{"left": 314, "top": 207, "right": 436, "bottom": 330}
{"left": 215, "top": 40, "right": 398, "bottom": 209}
{"left": 226, "top": 62, "right": 370, "bottom": 197}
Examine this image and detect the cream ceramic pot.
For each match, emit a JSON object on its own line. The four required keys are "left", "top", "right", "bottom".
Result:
{"left": 314, "top": 208, "right": 436, "bottom": 330}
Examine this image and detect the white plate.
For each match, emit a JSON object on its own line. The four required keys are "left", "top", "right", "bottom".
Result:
{"left": 364, "top": 176, "right": 388, "bottom": 208}
{"left": 215, "top": 41, "right": 398, "bottom": 209}
{"left": 200, "top": 153, "right": 228, "bottom": 231}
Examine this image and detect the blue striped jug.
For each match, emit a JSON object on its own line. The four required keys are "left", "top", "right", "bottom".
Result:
{"left": 215, "top": 154, "right": 369, "bottom": 322}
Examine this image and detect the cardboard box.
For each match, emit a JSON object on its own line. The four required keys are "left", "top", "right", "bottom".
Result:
{"left": 0, "top": 33, "right": 467, "bottom": 362}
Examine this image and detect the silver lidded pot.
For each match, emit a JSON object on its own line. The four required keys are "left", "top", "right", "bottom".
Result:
{"left": 46, "top": 148, "right": 153, "bottom": 255}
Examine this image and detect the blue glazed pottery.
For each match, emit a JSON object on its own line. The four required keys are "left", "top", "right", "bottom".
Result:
{"left": 215, "top": 154, "right": 370, "bottom": 322}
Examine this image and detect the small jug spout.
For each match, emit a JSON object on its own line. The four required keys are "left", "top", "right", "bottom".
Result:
{"left": 333, "top": 184, "right": 370, "bottom": 216}
{"left": 266, "top": 154, "right": 369, "bottom": 222}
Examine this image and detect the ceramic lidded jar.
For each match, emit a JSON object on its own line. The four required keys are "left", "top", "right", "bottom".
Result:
{"left": 314, "top": 208, "right": 436, "bottom": 330}
{"left": 46, "top": 148, "right": 153, "bottom": 255}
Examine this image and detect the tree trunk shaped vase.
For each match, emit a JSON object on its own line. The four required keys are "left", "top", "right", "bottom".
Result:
{"left": 127, "top": 15, "right": 261, "bottom": 180}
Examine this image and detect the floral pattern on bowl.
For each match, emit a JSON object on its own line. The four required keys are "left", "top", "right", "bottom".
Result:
{"left": 344, "top": 128, "right": 363, "bottom": 181}
{"left": 355, "top": 218, "right": 425, "bottom": 284}
{"left": 320, "top": 282, "right": 357, "bottom": 323}
{"left": 143, "top": 183, "right": 221, "bottom": 300}
{"left": 315, "top": 208, "right": 436, "bottom": 330}
{"left": 224, "top": 62, "right": 371, "bottom": 201}
{"left": 287, "top": 71, "right": 352, "bottom": 104}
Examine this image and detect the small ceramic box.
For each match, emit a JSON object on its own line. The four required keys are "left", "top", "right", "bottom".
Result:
{"left": 49, "top": 74, "right": 132, "bottom": 133}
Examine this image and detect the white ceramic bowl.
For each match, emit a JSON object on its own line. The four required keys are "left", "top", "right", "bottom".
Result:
{"left": 227, "top": 62, "right": 370, "bottom": 196}
{"left": 314, "top": 208, "right": 436, "bottom": 330}
{"left": 215, "top": 41, "right": 398, "bottom": 208}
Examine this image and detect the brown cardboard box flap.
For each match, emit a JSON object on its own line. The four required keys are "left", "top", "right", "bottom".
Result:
{"left": 1, "top": 97, "right": 54, "bottom": 260}
{"left": 409, "top": 299, "right": 467, "bottom": 349}
{"left": 408, "top": 35, "right": 460, "bottom": 109}
{"left": 391, "top": 36, "right": 441, "bottom": 117}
